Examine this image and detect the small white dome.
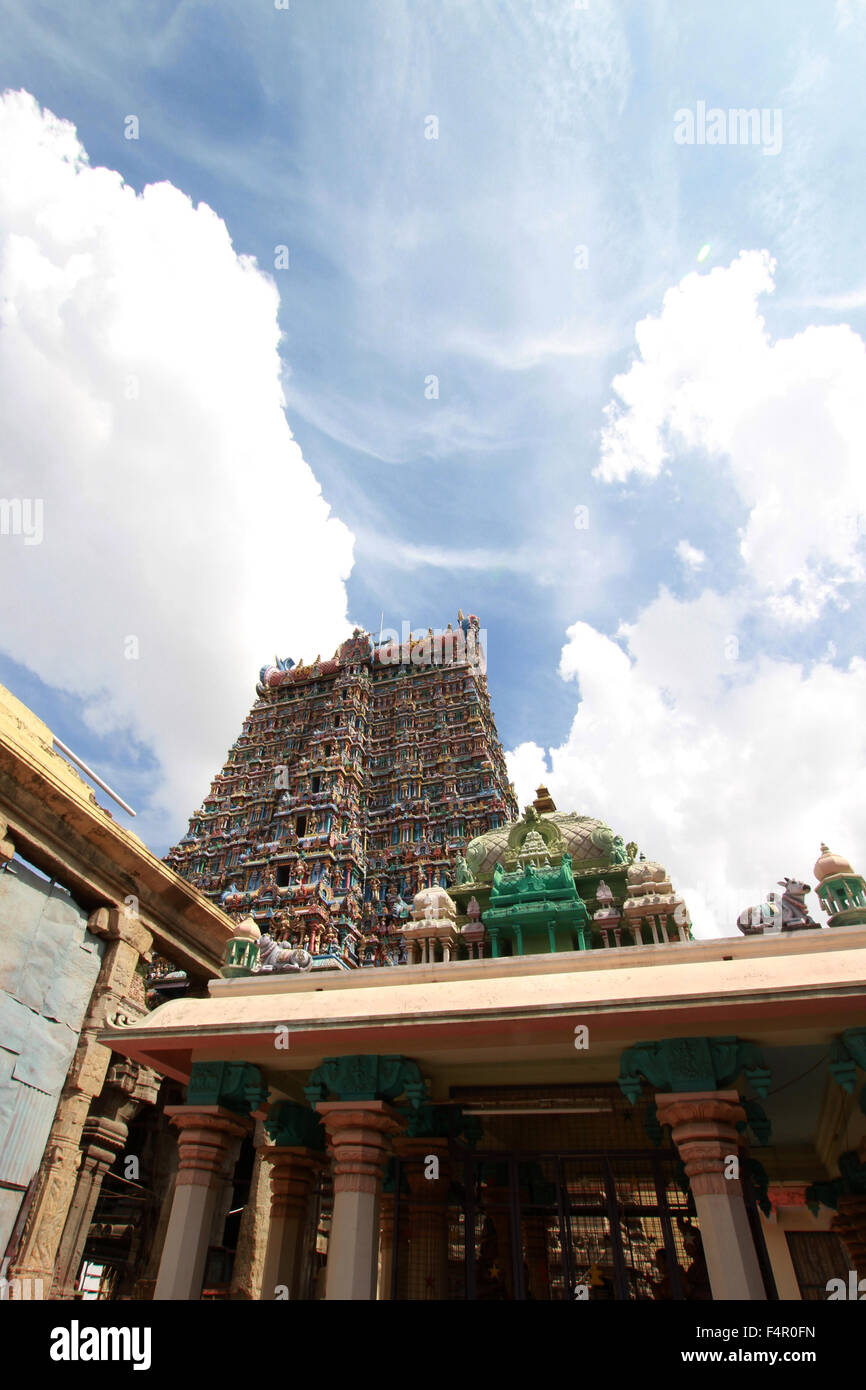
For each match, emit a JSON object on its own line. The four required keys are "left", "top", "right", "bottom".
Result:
{"left": 234, "top": 915, "right": 261, "bottom": 942}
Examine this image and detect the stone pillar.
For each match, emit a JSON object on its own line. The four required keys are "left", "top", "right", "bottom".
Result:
{"left": 655, "top": 1090, "right": 766, "bottom": 1301}
{"left": 394, "top": 1137, "right": 451, "bottom": 1300}
{"left": 317, "top": 1101, "right": 404, "bottom": 1300}
{"left": 228, "top": 1122, "right": 271, "bottom": 1301}
{"left": 377, "top": 1193, "right": 396, "bottom": 1300}
{"left": 153, "top": 1106, "right": 253, "bottom": 1301}
{"left": 259, "top": 1146, "right": 324, "bottom": 1299}
{"left": 832, "top": 1195, "right": 866, "bottom": 1269}
{"left": 50, "top": 1116, "right": 126, "bottom": 1298}
{"left": 6, "top": 906, "right": 152, "bottom": 1295}
{"left": 50, "top": 1058, "right": 160, "bottom": 1299}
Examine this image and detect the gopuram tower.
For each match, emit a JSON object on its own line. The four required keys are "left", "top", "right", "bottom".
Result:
{"left": 165, "top": 614, "right": 518, "bottom": 969}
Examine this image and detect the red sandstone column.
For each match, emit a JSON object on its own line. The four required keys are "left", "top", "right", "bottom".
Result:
{"left": 154, "top": 1106, "right": 253, "bottom": 1301}
{"left": 259, "top": 1146, "right": 324, "bottom": 1299}
{"left": 832, "top": 1195, "right": 866, "bottom": 1270}
{"left": 655, "top": 1090, "right": 765, "bottom": 1301}
{"left": 395, "top": 1137, "right": 451, "bottom": 1300}
{"left": 317, "top": 1100, "right": 404, "bottom": 1301}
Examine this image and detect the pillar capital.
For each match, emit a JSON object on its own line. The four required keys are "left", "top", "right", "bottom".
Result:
{"left": 655, "top": 1090, "right": 746, "bottom": 1196}
{"left": 87, "top": 904, "right": 153, "bottom": 956}
{"left": 316, "top": 1100, "right": 405, "bottom": 1196}
{"left": 165, "top": 1104, "right": 253, "bottom": 1185}
{"left": 80, "top": 1114, "right": 128, "bottom": 1165}
{"left": 261, "top": 1145, "right": 325, "bottom": 1219}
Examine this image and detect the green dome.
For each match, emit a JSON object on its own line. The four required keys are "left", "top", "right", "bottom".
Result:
{"left": 464, "top": 811, "right": 626, "bottom": 881}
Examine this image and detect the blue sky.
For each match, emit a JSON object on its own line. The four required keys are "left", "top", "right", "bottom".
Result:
{"left": 3, "top": 1, "right": 866, "bottom": 933}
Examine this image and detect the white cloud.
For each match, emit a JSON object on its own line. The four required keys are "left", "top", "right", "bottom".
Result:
{"left": 0, "top": 91, "right": 355, "bottom": 842}
{"left": 507, "top": 252, "right": 866, "bottom": 938}
{"left": 676, "top": 539, "right": 706, "bottom": 570}
{"left": 504, "top": 741, "right": 550, "bottom": 808}
{"left": 508, "top": 619, "right": 866, "bottom": 938}
{"left": 445, "top": 322, "right": 619, "bottom": 372}
{"left": 364, "top": 539, "right": 533, "bottom": 574}
{"left": 598, "top": 250, "right": 866, "bottom": 621}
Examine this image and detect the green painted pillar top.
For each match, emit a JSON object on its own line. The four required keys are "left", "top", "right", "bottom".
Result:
{"left": 186, "top": 1060, "right": 269, "bottom": 1115}
{"left": 806, "top": 1148, "right": 866, "bottom": 1214}
{"left": 304, "top": 1054, "right": 427, "bottom": 1108}
{"left": 829, "top": 1028, "right": 866, "bottom": 1094}
{"left": 264, "top": 1099, "right": 325, "bottom": 1151}
{"left": 617, "top": 1036, "right": 771, "bottom": 1105}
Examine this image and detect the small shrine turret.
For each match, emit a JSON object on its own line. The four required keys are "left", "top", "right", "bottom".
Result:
{"left": 462, "top": 895, "right": 485, "bottom": 958}
{"left": 593, "top": 879, "right": 623, "bottom": 948}
{"left": 220, "top": 915, "right": 261, "bottom": 977}
{"left": 403, "top": 885, "right": 460, "bottom": 965}
{"left": 814, "top": 844, "right": 866, "bottom": 927}
{"left": 622, "top": 860, "right": 689, "bottom": 946}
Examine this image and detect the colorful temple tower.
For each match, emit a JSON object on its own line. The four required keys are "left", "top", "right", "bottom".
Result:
{"left": 164, "top": 614, "right": 518, "bottom": 969}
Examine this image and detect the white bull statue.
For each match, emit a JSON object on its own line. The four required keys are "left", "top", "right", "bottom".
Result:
{"left": 737, "top": 894, "right": 782, "bottom": 935}
{"left": 737, "top": 878, "right": 820, "bottom": 935}
{"left": 258, "top": 934, "right": 313, "bottom": 972}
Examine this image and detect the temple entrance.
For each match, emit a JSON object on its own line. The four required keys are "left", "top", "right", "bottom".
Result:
{"left": 384, "top": 1148, "right": 709, "bottom": 1301}
{"left": 371, "top": 1084, "right": 773, "bottom": 1301}
{"left": 301, "top": 1085, "right": 775, "bottom": 1301}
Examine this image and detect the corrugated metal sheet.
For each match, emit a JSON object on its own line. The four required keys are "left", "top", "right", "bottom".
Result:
{"left": 0, "top": 1079, "right": 60, "bottom": 1187}
{"left": 0, "top": 1186, "right": 25, "bottom": 1264}
{"left": 0, "top": 864, "right": 103, "bottom": 1196}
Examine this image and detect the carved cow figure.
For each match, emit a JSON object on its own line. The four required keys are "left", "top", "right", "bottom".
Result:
{"left": 736, "top": 894, "right": 782, "bottom": 935}
{"left": 258, "top": 934, "right": 313, "bottom": 972}
{"left": 777, "top": 878, "right": 819, "bottom": 931}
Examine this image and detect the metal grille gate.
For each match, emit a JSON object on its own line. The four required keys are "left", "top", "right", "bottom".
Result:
{"left": 386, "top": 1146, "right": 712, "bottom": 1301}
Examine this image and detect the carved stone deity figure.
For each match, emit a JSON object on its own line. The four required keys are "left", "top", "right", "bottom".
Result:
{"left": 611, "top": 835, "right": 629, "bottom": 865}
{"left": 454, "top": 854, "right": 472, "bottom": 886}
